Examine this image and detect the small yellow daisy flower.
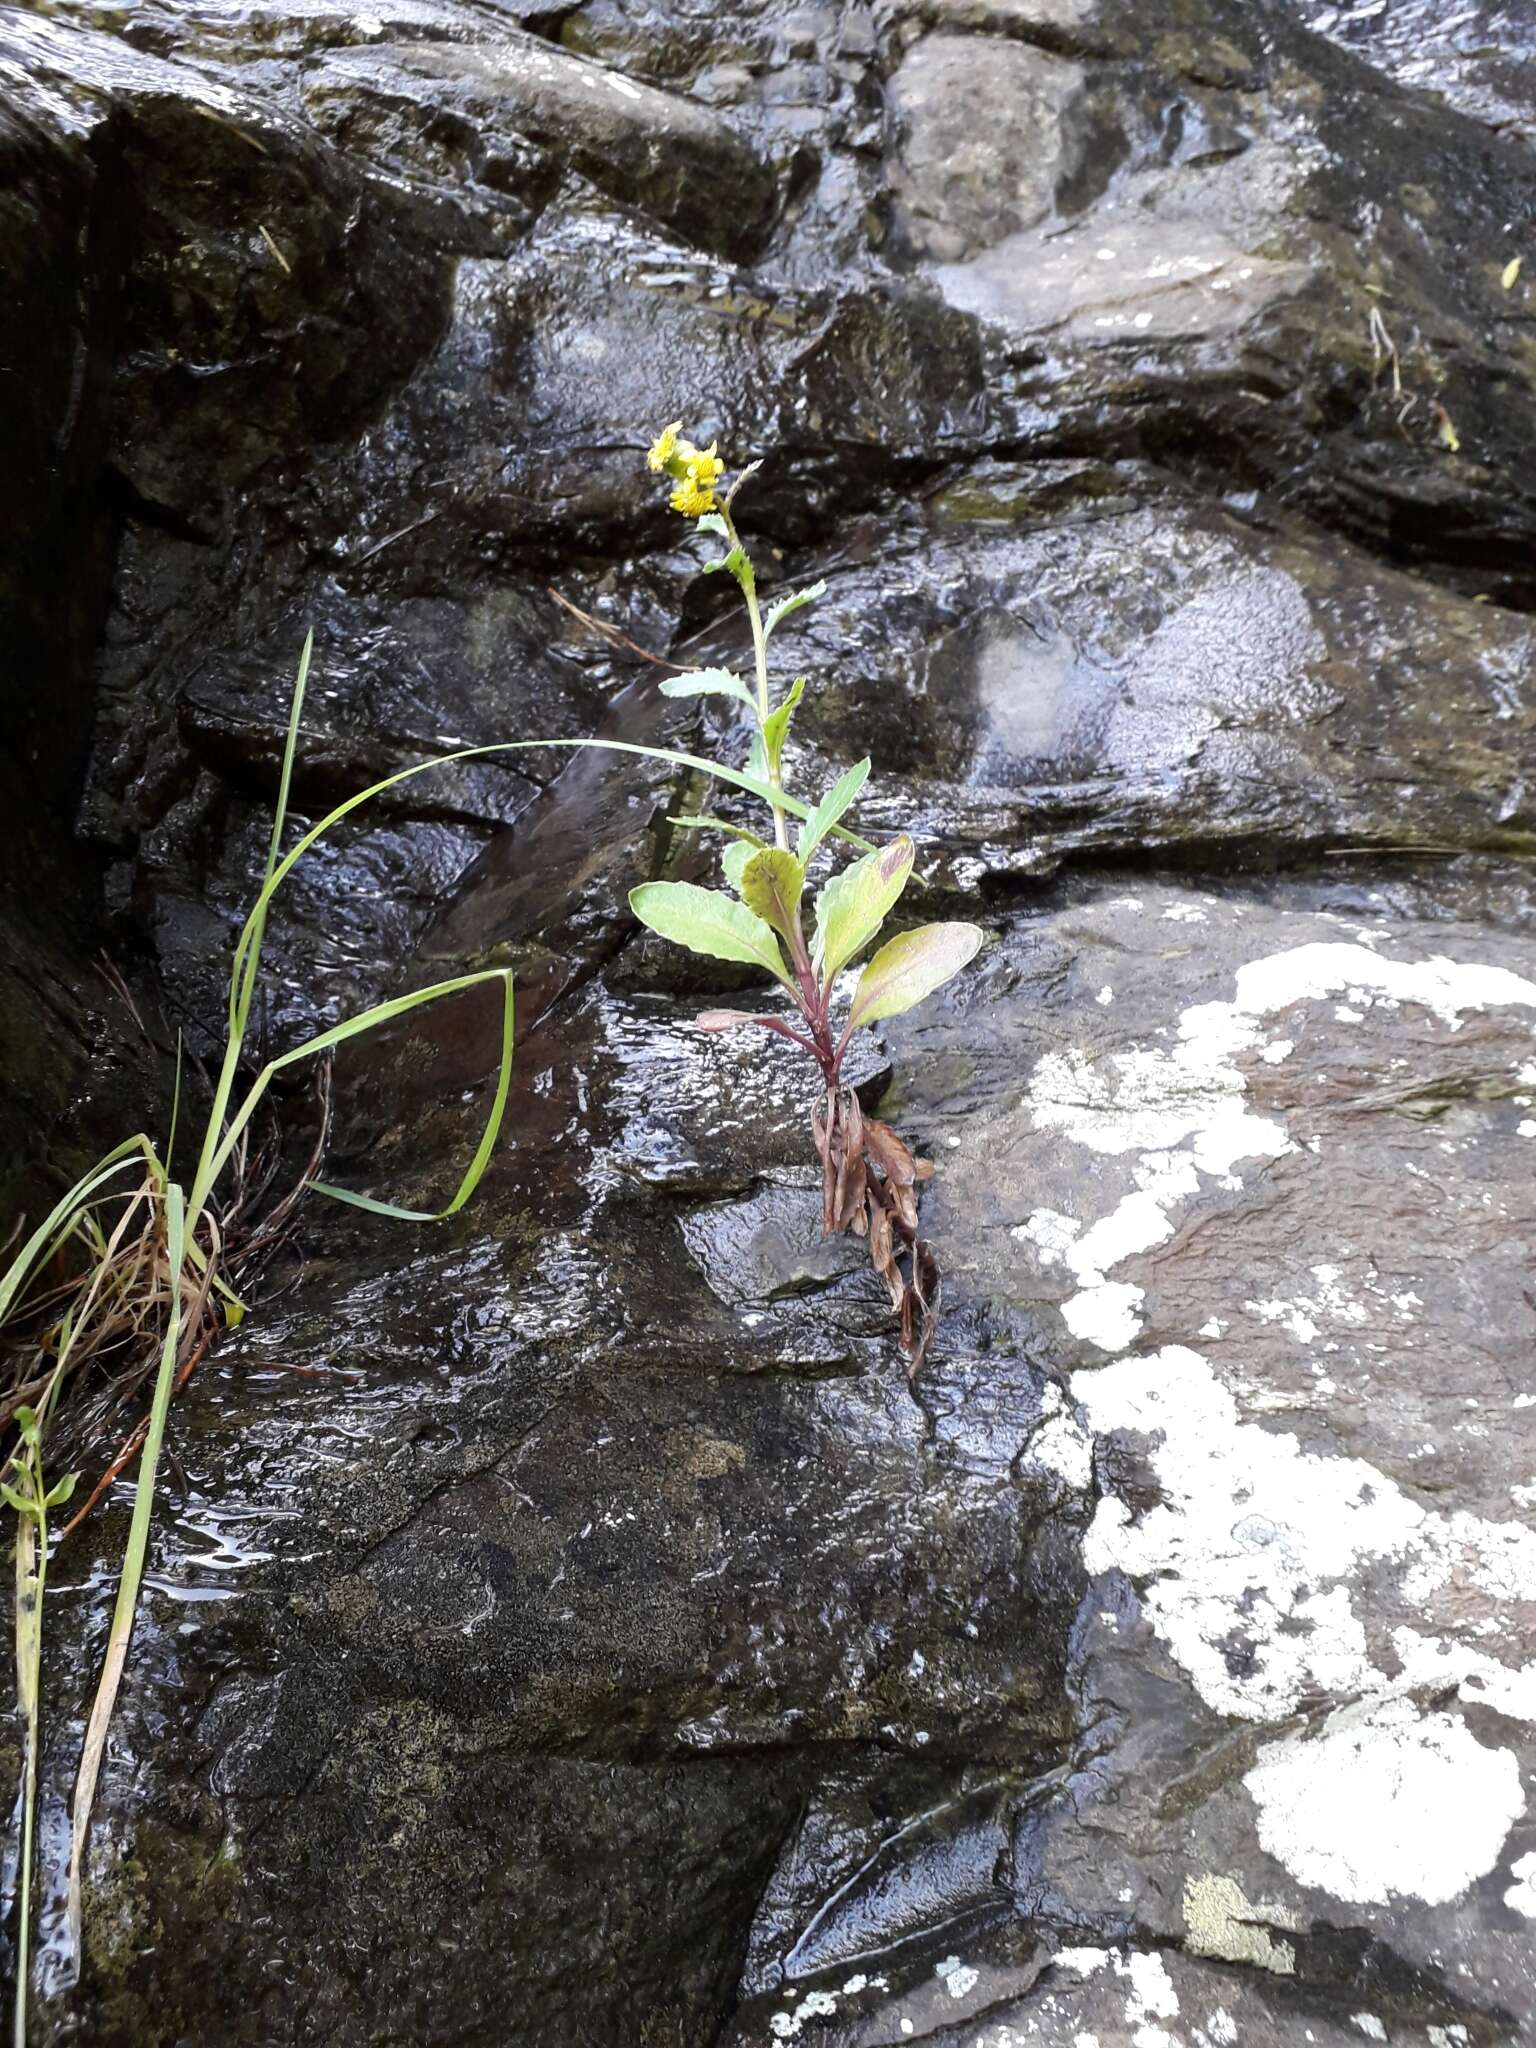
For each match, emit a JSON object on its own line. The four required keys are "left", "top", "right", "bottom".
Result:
{"left": 670, "top": 475, "right": 714, "bottom": 517}
{"left": 646, "top": 425, "right": 728, "bottom": 516}
{"left": 647, "top": 421, "right": 682, "bottom": 473}
{"left": 668, "top": 444, "right": 724, "bottom": 517}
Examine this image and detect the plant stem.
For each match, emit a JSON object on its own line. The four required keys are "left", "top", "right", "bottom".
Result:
{"left": 788, "top": 966, "right": 838, "bottom": 1085}
{"left": 13, "top": 1463, "right": 47, "bottom": 2048}
{"left": 723, "top": 509, "right": 788, "bottom": 852}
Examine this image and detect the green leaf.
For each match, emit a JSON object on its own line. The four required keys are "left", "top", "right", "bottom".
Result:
{"left": 763, "top": 579, "right": 826, "bottom": 639}
{"left": 798, "top": 758, "right": 870, "bottom": 865}
{"left": 759, "top": 675, "right": 805, "bottom": 780}
{"left": 695, "top": 513, "right": 729, "bottom": 540}
{"left": 740, "top": 848, "right": 805, "bottom": 949}
{"left": 212, "top": 726, "right": 879, "bottom": 1184}
{"left": 0, "top": 1482, "right": 32, "bottom": 1516}
{"left": 0, "top": 1139, "right": 162, "bottom": 1331}
{"left": 848, "top": 922, "right": 985, "bottom": 1031}
{"left": 813, "top": 833, "right": 915, "bottom": 984}
{"left": 44, "top": 1472, "right": 80, "bottom": 1509}
{"left": 658, "top": 667, "right": 756, "bottom": 709}
{"left": 66, "top": 1179, "right": 187, "bottom": 1956}
{"left": 14, "top": 1407, "right": 39, "bottom": 1446}
{"left": 721, "top": 839, "right": 755, "bottom": 894}
{"left": 224, "top": 734, "right": 873, "bottom": 1019}
{"left": 668, "top": 814, "right": 768, "bottom": 848}
{"left": 199, "top": 971, "right": 517, "bottom": 1227}
{"left": 702, "top": 542, "right": 748, "bottom": 582}
{"left": 630, "top": 881, "right": 792, "bottom": 988}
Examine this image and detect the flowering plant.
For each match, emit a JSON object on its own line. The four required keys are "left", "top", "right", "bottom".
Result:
{"left": 632, "top": 426, "right": 983, "bottom": 1369}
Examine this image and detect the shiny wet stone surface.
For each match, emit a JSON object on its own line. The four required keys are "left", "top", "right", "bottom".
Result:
{"left": 3, "top": 0, "right": 1536, "bottom": 2042}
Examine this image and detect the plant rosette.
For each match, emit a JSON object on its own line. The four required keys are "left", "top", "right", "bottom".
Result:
{"left": 631, "top": 425, "right": 984, "bottom": 1370}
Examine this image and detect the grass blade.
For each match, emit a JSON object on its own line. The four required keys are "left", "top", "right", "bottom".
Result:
{"left": 64, "top": 1182, "right": 187, "bottom": 1959}
{"left": 164, "top": 1033, "right": 184, "bottom": 1178}
{"left": 12, "top": 1500, "right": 39, "bottom": 2048}
{"left": 190, "top": 633, "right": 313, "bottom": 1215}
{"left": 189, "top": 728, "right": 873, "bottom": 1221}
{"left": 0, "top": 1141, "right": 161, "bottom": 1329}
{"left": 265, "top": 629, "right": 312, "bottom": 891}
{"left": 312, "top": 971, "right": 514, "bottom": 1221}
{"left": 186, "top": 725, "right": 874, "bottom": 1224}
{"left": 201, "top": 971, "right": 516, "bottom": 1224}
{"left": 666, "top": 814, "right": 769, "bottom": 848}
{"left": 235, "top": 626, "right": 312, "bottom": 1040}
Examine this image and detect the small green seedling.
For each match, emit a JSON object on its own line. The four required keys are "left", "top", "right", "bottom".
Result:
{"left": 632, "top": 426, "right": 983, "bottom": 1367}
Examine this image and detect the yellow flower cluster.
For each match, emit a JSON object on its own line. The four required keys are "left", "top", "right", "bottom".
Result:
{"left": 647, "top": 421, "right": 726, "bottom": 517}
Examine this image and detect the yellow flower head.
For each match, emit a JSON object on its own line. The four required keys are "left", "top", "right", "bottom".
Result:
{"left": 647, "top": 421, "right": 682, "bottom": 473}
{"left": 669, "top": 445, "right": 724, "bottom": 517}
{"left": 647, "top": 424, "right": 727, "bottom": 517}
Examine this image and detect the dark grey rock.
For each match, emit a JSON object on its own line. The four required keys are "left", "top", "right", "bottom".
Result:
{"left": 3, "top": 0, "right": 1536, "bottom": 2042}
{"left": 1295, "top": 0, "right": 1536, "bottom": 140}
{"left": 717, "top": 883, "right": 1536, "bottom": 2044}
{"left": 299, "top": 33, "right": 780, "bottom": 261}
{"left": 691, "top": 468, "right": 1536, "bottom": 890}
{"left": 881, "top": 0, "right": 1536, "bottom": 607}
{"left": 885, "top": 35, "right": 1087, "bottom": 262}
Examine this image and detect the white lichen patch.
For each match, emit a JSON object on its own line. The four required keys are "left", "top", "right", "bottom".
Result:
{"left": 1245, "top": 1296, "right": 1321, "bottom": 1344}
{"left": 770, "top": 1990, "right": 837, "bottom": 2038}
{"left": 1027, "top": 1037, "right": 1288, "bottom": 1173}
{"left": 1025, "top": 1382, "right": 1095, "bottom": 1490}
{"left": 1238, "top": 945, "right": 1536, "bottom": 1025}
{"left": 1243, "top": 1264, "right": 1375, "bottom": 1348}
{"left": 1062, "top": 1280, "right": 1146, "bottom": 1352}
{"left": 1244, "top": 1700, "right": 1525, "bottom": 1905}
{"left": 1124, "top": 1950, "right": 1179, "bottom": 2036}
{"left": 1018, "top": 1167, "right": 1197, "bottom": 1352}
{"left": 1181, "top": 1873, "right": 1297, "bottom": 1974}
{"left": 1026, "top": 928, "right": 1536, "bottom": 1912}
{"left": 1052, "top": 1947, "right": 1111, "bottom": 1977}
{"left": 1023, "top": 939, "right": 1536, "bottom": 1362}
{"left": 1048, "top": 1948, "right": 1179, "bottom": 2037}
{"left": 1071, "top": 1345, "right": 1536, "bottom": 1725}
{"left": 1388, "top": 1625, "right": 1536, "bottom": 1725}
{"left": 1030, "top": 937, "right": 1536, "bottom": 1183}
{"left": 1504, "top": 1850, "right": 1536, "bottom": 1917}
{"left": 767, "top": 1971, "right": 890, "bottom": 2038}
{"left": 935, "top": 1954, "right": 980, "bottom": 2000}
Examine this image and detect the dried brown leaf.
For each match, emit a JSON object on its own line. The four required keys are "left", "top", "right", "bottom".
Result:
{"left": 863, "top": 1117, "right": 918, "bottom": 1187}
{"left": 809, "top": 1091, "right": 945, "bottom": 1379}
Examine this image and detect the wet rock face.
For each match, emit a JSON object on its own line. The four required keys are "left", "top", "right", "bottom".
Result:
{"left": 885, "top": 36, "right": 1087, "bottom": 261}
{"left": 1304, "top": 0, "right": 1536, "bottom": 139}
{"left": 4, "top": 0, "right": 1536, "bottom": 2042}
{"left": 301, "top": 34, "right": 780, "bottom": 260}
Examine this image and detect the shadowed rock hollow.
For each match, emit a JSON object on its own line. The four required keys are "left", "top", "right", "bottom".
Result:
{"left": 1, "top": 0, "right": 1535, "bottom": 2042}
